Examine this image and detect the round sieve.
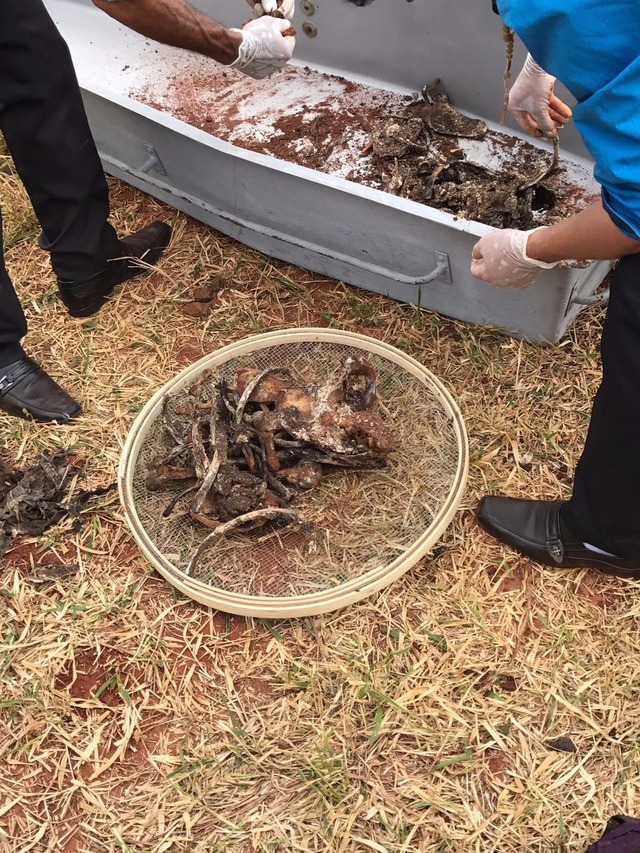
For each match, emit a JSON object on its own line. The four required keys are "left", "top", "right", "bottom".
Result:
{"left": 118, "top": 329, "right": 468, "bottom": 617}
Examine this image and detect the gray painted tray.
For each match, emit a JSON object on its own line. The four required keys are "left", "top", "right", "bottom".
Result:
{"left": 45, "top": 0, "right": 611, "bottom": 343}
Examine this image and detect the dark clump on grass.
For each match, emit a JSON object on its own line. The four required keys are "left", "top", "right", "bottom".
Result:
{"left": 0, "top": 452, "right": 115, "bottom": 556}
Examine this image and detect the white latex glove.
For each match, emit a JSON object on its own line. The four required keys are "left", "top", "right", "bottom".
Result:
{"left": 245, "top": 0, "right": 295, "bottom": 20}
{"left": 471, "top": 227, "right": 559, "bottom": 288}
{"left": 508, "top": 54, "right": 572, "bottom": 138}
{"left": 229, "top": 16, "right": 295, "bottom": 79}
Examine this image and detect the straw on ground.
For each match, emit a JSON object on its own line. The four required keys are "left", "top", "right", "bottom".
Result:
{"left": 1, "top": 139, "right": 639, "bottom": 853}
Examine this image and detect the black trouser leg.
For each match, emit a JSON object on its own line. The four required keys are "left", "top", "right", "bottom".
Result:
{"left": 0, "top": 0, "right": 121, "bottom": 283}
{"left": 564, "top": 255, "right": 640, "bottom": 559}
{"left": 0, "top": 210, "right": 28, "bottom": 368}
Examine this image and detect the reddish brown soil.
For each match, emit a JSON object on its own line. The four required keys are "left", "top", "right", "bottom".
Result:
{"left": 4, "top": 537, "right": 77, "bottom": 573}
{"left": 130, "top": 64, "right": 597, "bottom": 228}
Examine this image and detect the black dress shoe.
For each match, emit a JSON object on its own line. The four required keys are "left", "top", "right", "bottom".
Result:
{"left": 0, "top": 357, "right": 81, "bottom": 422}
{"left": 477, "top": 496, "right": 640, "bottom": 576}
{"left": 57, "top": 221, "right": 172, "bottom": 318}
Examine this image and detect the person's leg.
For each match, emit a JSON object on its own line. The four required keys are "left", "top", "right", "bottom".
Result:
{"left": 0, "top": 0, "right": 171, "bottom": 316}
{"left": 0, "top": 0, "right": 121, "bottom": 281}
{"left": 477, "top": 257, "right": 640, "bottom": 575}
{"left": 0, "top": 210, "right": 28, "bottom": 368}
{"left": 563, "top": 254, "right": 640, "bottom": 559}
{"left": 0, "top": 211, "right": 80, "bottom": 422}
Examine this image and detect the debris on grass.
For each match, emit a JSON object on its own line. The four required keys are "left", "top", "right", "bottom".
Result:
{"left": 0, "top": 452, "right": 115, "bottom": 556}
{"left": 547, "top": 736, "right": 578, "bottom": 753}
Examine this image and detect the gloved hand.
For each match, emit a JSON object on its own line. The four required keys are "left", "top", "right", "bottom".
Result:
{"left": 471, "top": 227, "right": 559, "bottom": 288}
{"left": 508, "top": 54, "right": 572, "bottom": 138}
{"left": 230, "top": 16, "right": 295, "bottom": 79}
{"left": 245, "top": 0, "right": 295, "bottom": 20}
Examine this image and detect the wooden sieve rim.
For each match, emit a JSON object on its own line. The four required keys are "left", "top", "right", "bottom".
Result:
{"left": 118, "top": 328, "right": 469, "bottom": 617}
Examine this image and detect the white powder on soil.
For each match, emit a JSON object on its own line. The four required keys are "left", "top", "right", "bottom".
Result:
{"left": 53, "top": 8, "right": 599, "bottom": 221}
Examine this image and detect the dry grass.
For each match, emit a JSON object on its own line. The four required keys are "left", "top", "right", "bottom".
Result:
{"left": 1, "top": 142, "right": 640, "bottom": 853}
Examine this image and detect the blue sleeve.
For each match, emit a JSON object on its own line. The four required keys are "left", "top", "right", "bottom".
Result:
{"left": 573, "top": 55, "right": 640, "bottom": 240}
{"left": 497, "top": 0, "right": 640, "bottom": 240}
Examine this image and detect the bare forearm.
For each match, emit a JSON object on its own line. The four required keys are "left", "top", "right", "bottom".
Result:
{"left": 91, "top": 0, "right": 242, "bottom": 64}
{"left": 527, "top": 200, "right": 640, "bottom": 262}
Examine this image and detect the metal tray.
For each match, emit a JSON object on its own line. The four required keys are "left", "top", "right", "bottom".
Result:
{"left": 45, "top": 0, "right": 611, "bottom": 343}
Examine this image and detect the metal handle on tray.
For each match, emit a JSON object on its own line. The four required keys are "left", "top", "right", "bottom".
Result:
{"left": 266, "top": 243, "right": 451, "bottom": 287}
{"left": 138, "top": 145, "right": 166, "bottom": 176}
{"left": 103, "top": 149, "right": 452, "bottom": 288}
{"left": 571, "top": 289, "right": 610, "bottom": 306}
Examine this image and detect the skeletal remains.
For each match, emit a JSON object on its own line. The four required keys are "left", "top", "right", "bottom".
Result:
{"left": 372, "top": 80, "right": 560, "bottom": 229}
{"left": 146, "top": 354, "right": 398, "bottom": 575}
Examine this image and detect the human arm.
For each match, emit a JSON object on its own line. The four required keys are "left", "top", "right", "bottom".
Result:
{"left": 91, "top": 0, "right": 242, "bottom": 64}
{"left": 480, "top": 0, "right": 640, "bottom": 287}
{"left": 527, "top": 201, "right": 640, "bottom": 263}
{"left": 471, "top": 201, "right": 640, "bottom": 288}
{"left": 91, "top": 0, "right": 295, "bottom": 77}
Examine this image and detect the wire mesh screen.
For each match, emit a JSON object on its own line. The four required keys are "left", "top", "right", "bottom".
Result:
{"left": 130, "top": 340, "right": 461, "bottom": 599}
